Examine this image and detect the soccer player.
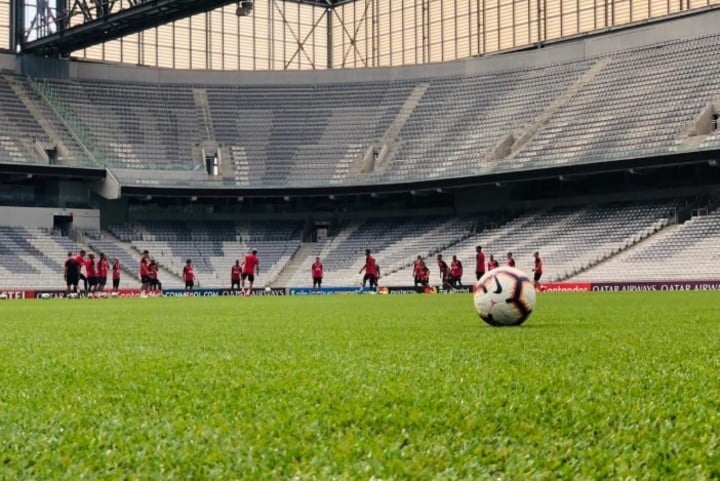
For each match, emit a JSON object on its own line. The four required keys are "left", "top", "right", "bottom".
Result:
{"left": 64, "top": 251, "right": 80, "bottom": 294}
{"left": 148, "top": 259, "right": 162, "bottom": 295}
{"left": 231, "top": 259, "right": 242, "bottom": 293}
{"left": 111, "top": 258, "right": 121, "bottom": 292}
{"left": 506, "top": 252, "right": 515, "bottom": 268}
{"left": 488, "top": 255, "right": 499, "bottom": 270}
{"left": 85, "top": 253, "right": 97, "bottom": 294}
{"left": 532, "top": 251, "right": 543, "bottom": 287}
{"left": 75, "top": 249, "right": 87, "bottom": 292}
{"left": 419, "top": 263, "right": 429, "bottom": 287}
{"left": 413, "top": 255, "right": 428, "bottom": 287}
{"left": 183, "top": 259, "right": 195, "bottom": 294}
{"left": 139, "top": 250, "right": 150, "bottom": 296}
{"left": 359, "top": 249, "right": 379, "bottom": 289}
{"left": 97, "top": 253, "right": 109, "bottom": 292}
{"left": 450, "top": 255, "right": 463, "bottom": 287}
{"left": 437, "top": 254, "right": 450, "bottom": 289}
{"left": 311, "top": 256, "right": 323, "bottom": 290}
{"left": 241, "top": 250, "right": 260, "bottom": 294}
{"left": 475, "top": 246, "right": 486, "bottom": 280}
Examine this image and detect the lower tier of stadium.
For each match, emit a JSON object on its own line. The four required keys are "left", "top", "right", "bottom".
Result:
{"left": 1, "top": 199, "right": 718, "bottom": 292}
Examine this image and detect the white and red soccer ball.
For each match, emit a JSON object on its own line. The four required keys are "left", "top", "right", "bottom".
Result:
{"left": 473, "top": 266, "right": 536, "bottom": 326}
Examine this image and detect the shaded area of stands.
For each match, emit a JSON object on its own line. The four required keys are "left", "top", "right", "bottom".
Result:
{"left": 577, "top": 207, "right": 720, "bottom": 281}
{"left": 286, "top": 217, "right": 474, "bottom": 288}
{"left": 0, "top": 226, "right": 81, "bottom": 289}
{"left": 106, "top": 220, "right": 304, "bottom": 288}
{"left": 387, "top": 203, "right": 677, "bottom": 285}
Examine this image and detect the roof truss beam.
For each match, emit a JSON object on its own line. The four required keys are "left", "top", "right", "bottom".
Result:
{"left": 21, "top": 0, "right": 242, "bottom": 56}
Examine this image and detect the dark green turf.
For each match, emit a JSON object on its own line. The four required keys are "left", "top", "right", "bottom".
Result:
{"left": 1, "top": 293, "right": 719, "bottom": 479}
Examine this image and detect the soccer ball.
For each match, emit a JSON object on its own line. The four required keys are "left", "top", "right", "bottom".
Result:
{"left": 0, "top": 293, "right": 7, "bottom": 300}
{"left": 40, "top": 293, "right": 51, "bottom": 300}
{"left": 473, "top": 267, "right": 536, "bottom": 326}
{"left": 264, "top": 286, "right": 272, "bottom": 294}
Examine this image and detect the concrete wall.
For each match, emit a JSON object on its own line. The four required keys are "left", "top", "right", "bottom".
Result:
{"left": 0, "top": 52, "right": 17, "bottom": 72}
{"left": 0, "top": 206, "right": 100, "bottom": 229}
{"left": 18, "top": 7, "right": 717, "bottom": 85}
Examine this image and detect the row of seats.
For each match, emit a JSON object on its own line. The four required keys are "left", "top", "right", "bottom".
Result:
{"left": 106, "top": 220, "right": 304, "bottom": 288}
{"left": 576, "top": 207, "right": 720, "bottom": 281}
{"left": 286, "top": 217, "right": 475, "bottom": 288}
{"left": 12, "top": 31, "right": 718, "bottom": 186}
{"left": 382, "top": 202, "right": 677, "bottom": 285}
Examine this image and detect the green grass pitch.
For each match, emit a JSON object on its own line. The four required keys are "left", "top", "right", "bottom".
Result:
{"left": 1, "top": 292, "right": 719, "bottom": 479}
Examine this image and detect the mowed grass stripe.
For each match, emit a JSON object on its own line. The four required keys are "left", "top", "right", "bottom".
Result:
{"left": 1, "top": 293, "right": 719, "bottom": 479}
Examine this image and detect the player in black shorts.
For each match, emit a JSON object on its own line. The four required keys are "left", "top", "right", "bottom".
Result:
{"left": 182, "top": 259, "right": 195, "bottom": 292}
{"left": 111, "top": 258, "right": 121, "bottom": 291}
{"left": 64, "top": 251, "right": 80, "bottom": 293}
{"left": 532, "top": 251, "right": 543, "bottom": 287}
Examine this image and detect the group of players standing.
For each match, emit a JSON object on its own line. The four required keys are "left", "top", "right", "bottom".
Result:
{"left": 394, "top": 246, "right": 543, "bottom": 289}
{"left": 147, "top": 249, "right": 261, "bottom": 295}
{"left": 63, "top": 250, "right": 122, "bottom": 294}
{"left": 65, "top": 248, "right": 262, "bottom": 296}
{"left": 305, "top": 247, "right": 543, "bottom": 290}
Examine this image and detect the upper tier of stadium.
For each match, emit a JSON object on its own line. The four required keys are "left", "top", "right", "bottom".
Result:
{"left": 2, "top": 9, "right": 720, "bottom": 191}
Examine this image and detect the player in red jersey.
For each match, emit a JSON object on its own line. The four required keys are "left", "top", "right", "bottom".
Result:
{"left": 139, "top": 250, "right": 150, "bottom": 295}
{"left": 488, "top": 255, "right": 499, "bottom": 270}
{"left": 413, "top": 255, "right": 429, "bottom": 287}
{"left": 111, "top": 258, "right": 121, "bottom": 292}
{"left": 97, "top": 253, "right": 109, "bottom": 292}
{"left": 532, "top": 251, "right": 543, "bottom": 287}
{"left": 241, "top": 250, "right": 260, "bottom": 294}
{"left": 475, "top": 246, "right": 486, "bottom": 281}
{"left": 450, "top": 255, "right": 463, "bottom": 287}
{"left": 85, "top": 253, "right": 97, "bottom": 294}
{"left": 148, "top": 259, "right": 162, "bottom": 295}
{"left": 311, "top": 257, "right": 323, "bottom": 290}
{"left": 74, "top": 250, "right": 87, "bottom": 293}
{"left": 506, "top": 252, "right": 515, "bottom": 268}
{"left": 359, "top": 249, "right": 379, "bottom": 289}
{"left": 437, "top": 254, "right": 450, "bottom": 289}
{"left": 231, "top": 260, "right": 242, "bottom": 293}
{"left": 183, "top": 259, "right": 196, "bottom": 293}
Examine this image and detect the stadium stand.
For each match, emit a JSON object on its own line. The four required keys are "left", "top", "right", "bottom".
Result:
{"left": 0, "top": 76, "right": 91, "bottom": 166}
{"left": 0, "top": 78, "right": 60, "bottom": 165}
{"left": 105, "top": 221, "right": 303, "bottom": 288}
{"left": 575, "top": 207, "right": 720, "bottom": 282}
{"left": 285, "top": 217, "right": 474, "bottom": 288}
{"left": 20, "top": 32, "right": 720, "bottom": 187}
{"left": 407, "top": 203, "right": 679, "bottom": 284}
{"left": 207, "top": 82, "right": 416, "bottom": 186}
{"left": 36, "top": 79, "right": 201, "bottom": 172}
{"left": 0, "top": 225, "right": 152, "bottom": 290}
{"left": 510, "top": 36, "right": 720, "bottom": 170}
{"left": 0, "top": 226, "right": 81, "bottom": 289}
{"left": 380, "top": 61, "right": 593, "bottom": 181}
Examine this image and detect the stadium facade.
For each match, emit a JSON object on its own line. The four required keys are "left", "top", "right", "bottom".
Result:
{"left": 1, "top": 3, "right": 720, "bottom": 293}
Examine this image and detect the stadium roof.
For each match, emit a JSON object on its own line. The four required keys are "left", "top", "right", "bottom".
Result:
{"left": 21, "top": 0, "right": 355, "bottom": 57}
{"left": 290, "top": 0, "right": 357, "bottom": 5}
